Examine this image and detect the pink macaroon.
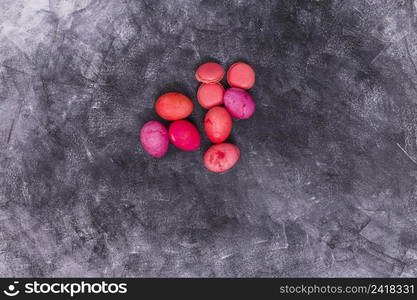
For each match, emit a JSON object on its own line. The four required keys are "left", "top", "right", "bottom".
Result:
{"left": 140, "top": 121, "right": 169, "bottom": 158}
{"left": 227, "top": 62, "right": 255, "bottom": 90}
{"left": 223, "top": 88, "right": 255, "bottom": 119}
{"left": 195, "top": 62, "right": 224, "bottom": 83}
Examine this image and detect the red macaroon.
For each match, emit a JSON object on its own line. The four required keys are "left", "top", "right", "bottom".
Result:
{"left": 227, "top": 62, "right": 255, "bottom": 90}
{"left": 204, "top": 106, "right": 232, "bottom": 143}
{"left": 195, "top": 62, "right": 224, "bottom": 83}
{"left": 197, "top": 82, "right": 225, "bottom": 109}
{"left": 204, "top": 143, "right": 240, "bottom": 173}
{"left": 168, "top": 120, "right": 201, "bottom": 151}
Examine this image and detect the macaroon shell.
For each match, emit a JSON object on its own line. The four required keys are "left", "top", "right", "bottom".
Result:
{"left": 168, "top": 120, "right": 201, "bottom": 151}
{"left": 223, "top": 88, "right": 255, "bottom": 119}
{"left": 197, "top": 83, "right": 225, "bottom": 109}
{"left": 204, "top": 106, "right": 232, "bottom": 143}
{"left": 204, "top": 143, "right": 240, "bottom": 173}
{"left": 155, "top": 92, "right": 193, "bottom": 121}
{"left": 140, "top": 121, "right": 169, "bottom": 158}
{"left": 227, "top": 62, "right": 255, "bottom": 89}
{"left": 195, "top": 62, "right": 224, "bottom": 83}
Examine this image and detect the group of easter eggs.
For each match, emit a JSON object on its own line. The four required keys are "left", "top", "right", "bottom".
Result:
{"left": 140, "top": 62, "right": 256, "bottom": 173}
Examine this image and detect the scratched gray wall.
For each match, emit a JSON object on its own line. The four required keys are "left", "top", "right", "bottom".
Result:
{"left": 1, "top": 0, "right": 417, "bottom": 277}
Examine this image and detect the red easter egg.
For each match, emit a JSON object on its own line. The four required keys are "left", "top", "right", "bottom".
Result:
{"left": 227, "top": 62, "right": 255, "bottom": 90}
{"left": 195, "top": 62, "right": 224, "bottom": 83}
{"left": 197, "top": 83, "right": 225, "bottom": 109}
{"left": 204, "top": 143, "right": 240, "bottom": 173}
{"left": 168, "top": 120, "right": 201, "bottom": 151}
{"left": 204, "top": 106, "right": 232, "bottom": 143}
{"left": 155, "top": 92, "right": 193, "bottom": 121}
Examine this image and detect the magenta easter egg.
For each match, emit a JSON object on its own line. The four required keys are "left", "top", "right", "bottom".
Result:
{"left": 140, "top": 121, "right": 169, "bottom": 158}
{"left": 223, "top": 88, "right": 255, "bottom": 119}
{"left": 168, "top": 120, "right": 201, "bottom": 151}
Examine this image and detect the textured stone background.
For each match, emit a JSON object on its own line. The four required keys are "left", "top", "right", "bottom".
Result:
{"left": 1, "top": 0, "right": 417, "bottom": 277}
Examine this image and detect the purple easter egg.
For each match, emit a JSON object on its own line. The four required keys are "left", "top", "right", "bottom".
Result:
{"left": 223, "top": 88, "right": 255, "bottom": 119}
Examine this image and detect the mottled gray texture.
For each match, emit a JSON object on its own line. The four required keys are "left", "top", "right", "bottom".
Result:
{"left": 1, "top": 0, "right": 417, "bottom": 277}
